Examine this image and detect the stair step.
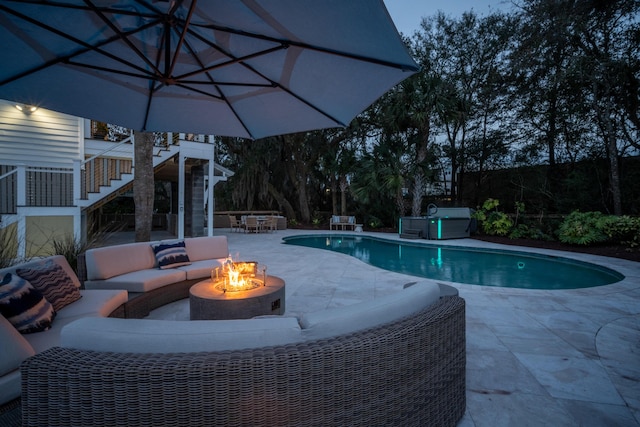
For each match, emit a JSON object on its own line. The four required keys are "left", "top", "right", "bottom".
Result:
{"left": 400, "top": 229, "right": 422, "bottom": 239}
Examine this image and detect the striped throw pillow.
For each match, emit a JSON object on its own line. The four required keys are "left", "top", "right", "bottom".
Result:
{"left": 17, "top": 260, "right": 81, "bottom": 311}
{"left": 0, "top": 273, "right": 56, "bottom": 334}
{"left": 151, "top": 240, "right": 191, "bottom": 269}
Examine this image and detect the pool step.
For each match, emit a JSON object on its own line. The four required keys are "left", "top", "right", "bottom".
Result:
{"left": 400, "top": 228, "right": 422, "bottom": 239}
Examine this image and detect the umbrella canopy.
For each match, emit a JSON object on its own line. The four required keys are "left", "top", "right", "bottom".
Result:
{"left": 0, "top": 0, "right": 418, "bottom": 139}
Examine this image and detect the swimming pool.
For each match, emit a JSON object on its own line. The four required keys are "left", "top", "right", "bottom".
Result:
{"left": 282, "top": 234, "right": 624, "bottom": 289}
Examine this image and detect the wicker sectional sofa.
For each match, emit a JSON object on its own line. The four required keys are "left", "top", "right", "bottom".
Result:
{"left": 20, "top": 282, "right": 466, "bottom": 427}
{"left": 0, "top": 255, "right": 127, "bottom": 409}
{"left": 2, "top": 235, "right": 228, "bottom": 415}
{"left": 83, "top": 235, "right": 230, "bottom": 318}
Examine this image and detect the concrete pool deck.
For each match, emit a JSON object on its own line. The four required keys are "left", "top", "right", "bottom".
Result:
{"left": 116, "top": 229, "right": 640, "bottom": 426}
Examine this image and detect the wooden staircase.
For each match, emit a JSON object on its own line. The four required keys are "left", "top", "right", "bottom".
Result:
{"left": 77, "top": 144, "right": 180, "bottom": 211}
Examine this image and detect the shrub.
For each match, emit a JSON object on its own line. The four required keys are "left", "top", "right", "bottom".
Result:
{"left": 311, "top": 212, "right": 323, "bottom": 228}
{"left": 368, "top": 216, "right": 383, "bottom": 229}
{"left": 50, "top": 234, "right": 86, "bottom": 272}
{"left": 508, "top": 224, "right": 553, "bottom": 241}
{"left": 558, "top": 211, "right": 640, "bottom": 249}
{"left": 0, "top": 225, "right": 24, "bottom": 268}
{"left": 49, "top": 222, "right": 123, "bottom": 273}
{"left": 473, "top": 198, "right": 514, "bottom": 236}
{"left": 557, "top": 211, "right": 608, "bottom": 245}
{"left": 600, "top": 215, "right": 640, "bottom": 249}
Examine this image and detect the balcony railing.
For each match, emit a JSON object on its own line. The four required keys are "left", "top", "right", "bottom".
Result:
{"left": 0, "top": 165, "right": 73, "bottom": 213}
{"left": 0, "top": 165, "right": 17, "bottom": 214}
{"left": 1, "top": 129, "right": 204, "bottom": 215}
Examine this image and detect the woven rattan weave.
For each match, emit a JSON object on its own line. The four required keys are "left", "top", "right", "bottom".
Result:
{"left": 21, "top": 296, "right": 465, "bottom": 427}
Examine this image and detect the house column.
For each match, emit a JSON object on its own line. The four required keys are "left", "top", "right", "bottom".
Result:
{"left": 178, "top": 153, "right": 185, "bottom": 239}
{"left": 186, "top": 165, "right": 205, "bottom": 237}
{"left": 207, "top": 156, "right": 214, "bottom": 236}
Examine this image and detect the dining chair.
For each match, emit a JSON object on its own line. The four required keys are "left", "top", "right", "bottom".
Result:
{"left": 228, "top": 215, "right": 243, "bottom": 233}
{"left": 244, "top": 216, "right": 260, "bottom": 233}
{"left": 263, "top": 216, "right": 278, "bottom": 232}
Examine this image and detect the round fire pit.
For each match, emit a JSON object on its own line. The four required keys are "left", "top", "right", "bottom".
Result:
{"left": 189, "top": 275, "right": 285, "bottom": 320}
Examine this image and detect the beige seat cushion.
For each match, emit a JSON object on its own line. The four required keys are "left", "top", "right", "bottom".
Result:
{"left": 184, "top": 236, "right": 229, "bottom": 262}
{"left": 84, "top": 268, "right": 186, "bottom": 293}
{"left": 61, "top": 316, "right": 303, "bottom": 353}
{"left": 0, "top": 314, "right": 35, "bottom": 376}
{"left": 85, "top": 242, "right": 156, "bottom": 280}
{"left": 299, "top": 281, "right": 441, "bottom": 340}
{"left": 178, "top": 259, "right": 227, "bottom": 280}
{"left": 57, "top": 289, "right": 127, "bottom": 319}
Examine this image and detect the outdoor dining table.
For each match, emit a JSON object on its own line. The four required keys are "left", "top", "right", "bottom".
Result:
{"left": 242, "top": 216, "right": 267, "bottom": 233}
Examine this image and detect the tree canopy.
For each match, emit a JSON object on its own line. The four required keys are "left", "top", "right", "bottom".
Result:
{"left": 215, "top": 0, "right": 640, "bottom": 227}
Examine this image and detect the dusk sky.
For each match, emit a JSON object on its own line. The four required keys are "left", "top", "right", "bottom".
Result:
{"left": 383, "top": 0, "right": 515, "bottom": 35}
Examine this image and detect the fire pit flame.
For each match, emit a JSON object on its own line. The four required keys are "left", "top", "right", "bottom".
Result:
{"left": 211, "top": 257, "right": 265, "bottom": 292}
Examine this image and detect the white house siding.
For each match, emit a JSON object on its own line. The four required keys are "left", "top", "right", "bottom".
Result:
{"left": 0, "top": 99, "right": 84, "bottom": 258}
{"left": 0, "top": 99, "right": 82, "bottom": 168}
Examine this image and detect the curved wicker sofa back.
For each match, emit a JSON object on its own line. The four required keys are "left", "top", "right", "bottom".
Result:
{"left": 81, "top": 236, "right": 230, "bottom": 318}
{"left": 21, "top": 295, "right": 466, "bottom": 427}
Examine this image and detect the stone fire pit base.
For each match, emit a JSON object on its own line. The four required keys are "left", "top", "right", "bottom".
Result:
{"left": 189, "top": 275, "right": 285, "bottom": 320}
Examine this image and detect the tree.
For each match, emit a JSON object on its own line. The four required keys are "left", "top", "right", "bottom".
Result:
{"left": 378, "top": 48, "right": 444, "bottom": 216}
{"left": 133, "top": 132, "right": 155, "bottom": 242}
{"left": 211, "top": 0, "right": 639, "bottom": 225}
{"left": 316, "top": 127, "right": 360, "bottom": 216}
{"left": 508, "top": 1, "right": 586, "bottom": 213}
{"left": 351, "top": 136, "right": 410, "bottom": 226}
{"left": 568, "top": 0, "right": 640, "bottom": 214}
{"left": 511, "top": 0, "right": 639, "bottom": 214}
{"left": 409, "top": 12, "right": 516, "bottom": 204}
{"left": 282, "top": 133, "right": 317, "bottom": 223}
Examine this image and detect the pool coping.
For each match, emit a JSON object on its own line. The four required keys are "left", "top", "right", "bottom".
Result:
{"left": 282, "top": 233, "right": 626, "bottom": 290}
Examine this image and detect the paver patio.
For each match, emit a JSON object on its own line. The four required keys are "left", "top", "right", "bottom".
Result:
{"left": 125, "top": 229, "right": 640, "bottom": 426}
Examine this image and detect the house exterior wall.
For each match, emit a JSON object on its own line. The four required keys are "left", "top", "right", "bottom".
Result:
{"left": 1, "top": 100, "right": 83, "bottom": 259}
{"left": 1, "top": 99, "right": 226, "bottom": 254}
{"left": 25, "top": 215, "right": 74, "bottom": 258}
{"left": 0, "top": 99, "right": 83, "bottom": 168}
{"left": 0, "top": 222, "right": 18, "bottom": 261}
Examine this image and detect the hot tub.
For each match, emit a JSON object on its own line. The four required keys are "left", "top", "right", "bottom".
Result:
{"left": 400, "top": 207, "right": 476, "bottom": 240}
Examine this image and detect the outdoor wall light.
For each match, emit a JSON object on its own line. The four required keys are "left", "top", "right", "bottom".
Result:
{"left": 15, "top": 104, "right": 38, "bottom": 114}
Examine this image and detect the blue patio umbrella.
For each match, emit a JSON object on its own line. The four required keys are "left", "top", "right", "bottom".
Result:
{"left": 0, "top": 0, "right": 418, "bottom": 139}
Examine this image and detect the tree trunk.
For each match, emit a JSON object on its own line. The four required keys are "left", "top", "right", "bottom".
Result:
{"left": 411, "top": 171, "right": 425, "bottom": 217}
{"left": 395, "top": 188, "right": 406, "bottom": 219}
{"left": 267, "top": 182, "right": 296, "bottom": 220}
{"left": 282, "top": 134, "right": 313, "bottom": 224}
{"left": 331, "top": 175, "right": 339, "bottom": 216}
{"left": 412, "top": 127, "right": 429, "bottom": 217}
{"left": 339, "top": 176, "right": 348, "bottom": 216}
{"left": 296, "top": 165, "right": 311, "bottom": 223}
{"left": 594, "top": 77, "right": 623, "bottom": 215}
{"left": 605, "top": 123, "right": 623, "bottom": 215}
{"left": 449, "top": 152, "right": 457, "bottom": 201}
{"left": 134, "top": 132, "right": 154, "bottom": 242}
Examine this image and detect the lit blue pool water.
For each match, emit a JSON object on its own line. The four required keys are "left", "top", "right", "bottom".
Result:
{"left": 282, "top": 234, "right": 624, "bottom": 289}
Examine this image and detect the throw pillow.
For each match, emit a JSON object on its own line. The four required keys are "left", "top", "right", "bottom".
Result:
{"left": 17, "top": 259, "right": 81, "bottom": 312}
{"left": 151, "top": 240, "right": 192, "bottom": 269}
{"left": 0, "top": 273, "right": 56, "bottom": 334}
